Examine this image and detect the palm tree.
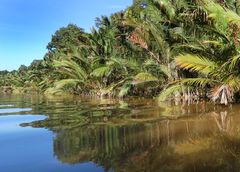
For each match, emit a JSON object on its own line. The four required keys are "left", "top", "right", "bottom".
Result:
{"left": 45, "top": 46, "right": 92, "bottom": 95}
{"left": 157, "top": 0, "right": 240, "bottom": 104}
{"left": 158, "top": 54, "right": 239, "bottom": 104}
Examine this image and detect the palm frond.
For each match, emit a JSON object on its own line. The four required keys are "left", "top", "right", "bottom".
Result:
{"left": 118, "top": 83, "right": 132, "bottom": 98}
{"left": 44, "top": 87, "right": 63, "bottom": 95}
{"left": 202, "top": 0, "right": 240, "bottom": 34}
{"left": 158, "top": 84, "right": 183, "bottom": 101}
{"left": 176, "top": 54, "right": 217, "bottom": 75}
{"left": 180, "top": 78, "right": 216, "bottom": 87}
{"left": 132, "top": 72, "right": 158, "bottom": 85}
{"left": 210, "top": 85, "right": 233, "bottom": 105}
{"left": 228, "top": 54, "right": 240, "bottom": 70}
{"left": 91, "top": 66, "right": 111, "bottom": 78}
{"left": 159, "top": 64, "right": 172, "bottom": 79}
{"left": 54, "top": 60, "right": 88, "bottom": 80}
{"left": 54, "top": 79, "right": 84, "bottom": 89}
{"left": 171, "top": 43, "right": 205, "bottom": 54}
{"left": 223, "top": 74, "right": 240, "bottom": 91}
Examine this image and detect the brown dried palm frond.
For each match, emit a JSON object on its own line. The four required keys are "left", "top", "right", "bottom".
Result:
{"left": 210, "top": 85, "right": 233, "bottom": 105}
{"left": 128, "top": 28, "right": 148, "bottom": 49}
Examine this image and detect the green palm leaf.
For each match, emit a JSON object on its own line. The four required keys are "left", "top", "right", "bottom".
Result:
{"left": 180, "top": 78, "right": 217, "bottom": 87}
{"left": 176, "top": 54, "right": 217, "bottom": 75}
{"left": 54, "top": 60, "right": 88, "bottom": 80}
{"left": 91, "top": 66, "right": 111, "bottom": 78}
{"left": 158, "top": 84, "right": 183, "bottom": 101}
{"left": 118, "top": 83, "right": 132, "bottom": 98}
{"left": 132, "top": 72, "right": 158, "bottom": 85}
{"left": 228, "top": 54, "right": 240, "bottom": 70}
{"left": 54, "top": 79, "right": 84, "bottom": 89}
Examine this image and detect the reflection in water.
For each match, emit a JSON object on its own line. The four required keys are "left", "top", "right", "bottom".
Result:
{"left": 1, "top": 94, "right": 240, "bottom": 171}
{"left": 212, "top": 111, "right": 231, "bottom": 132}
{"left": 0, "top": 108, "right": 32, "bottom": 114}
{"left": 51, "top": 114, "right": 240, "bottom": 172}
{"left": 0, "top": 104, "right": 14, "bottom": 107}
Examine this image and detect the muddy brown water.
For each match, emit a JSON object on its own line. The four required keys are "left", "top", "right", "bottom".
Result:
{"left": 0, "top": 94, "right": 240, "bottom": 172}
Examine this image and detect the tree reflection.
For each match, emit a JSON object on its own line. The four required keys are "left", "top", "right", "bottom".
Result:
{"left": 212, "top": 111, "right": 232, "bottom": 132}
{"left": 52, "top": 115, "right": 234, "bottom": 172}
{"left": 17, "top": 96, "right": 240, "bottom": 172}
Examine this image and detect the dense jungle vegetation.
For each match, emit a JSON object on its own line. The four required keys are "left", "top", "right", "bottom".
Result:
{"left": 2, "top": 0, "right": 240, "bottom": 105}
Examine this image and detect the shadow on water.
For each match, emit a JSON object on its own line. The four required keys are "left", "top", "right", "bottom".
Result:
{"left": 1, "top": 94, "right": 240, "bottom": 171}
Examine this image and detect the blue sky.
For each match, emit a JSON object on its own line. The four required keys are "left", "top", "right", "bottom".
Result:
{"left": 0, "top": 0, "right": 132, "bottom": 71}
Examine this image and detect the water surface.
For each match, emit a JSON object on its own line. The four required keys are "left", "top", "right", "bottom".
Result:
{"left": 0, "top": 94, "right": 240, "bottom": 172}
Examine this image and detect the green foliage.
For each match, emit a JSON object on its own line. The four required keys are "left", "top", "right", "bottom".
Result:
{"left": 133, "top": 72, "right": 157, "bottom": 82}
{"left": 176, "top": 54, "right": 217, "bottom": 75}
{"left": 118, "top": 83, "right": 132, "bottom": 98}
{"left": 158, "top": 84, "right": 183, "bottom": 101}
{"left": 47, "top": 24, "right": 86, "bottom": 53}
{"left": 91, "top": 66, "right": 111, "bottom": 78}
{"left": 2, "top": 0, "right": 240, "bottom": 104}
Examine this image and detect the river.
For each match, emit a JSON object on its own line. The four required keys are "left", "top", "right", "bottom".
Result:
{"left": 0, "top": 94, "right": 240, "bottom": 172}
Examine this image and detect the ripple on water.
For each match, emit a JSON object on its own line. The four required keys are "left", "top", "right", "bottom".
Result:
{"left": 0, "top": 105, "right": 14, "bottom": 108}
{"left": 0, "top": 108, "right": 32, "bottom": 114}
